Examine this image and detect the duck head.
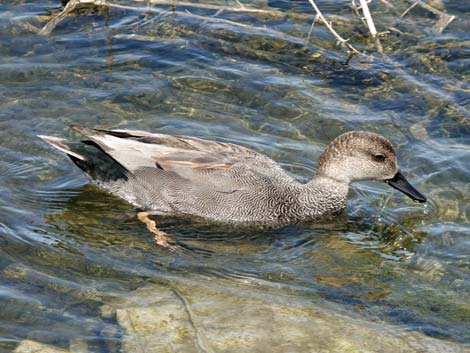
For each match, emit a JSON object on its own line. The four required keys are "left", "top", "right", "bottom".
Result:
{"left": 316, "top": 131, "right": 426, "bottom": 203}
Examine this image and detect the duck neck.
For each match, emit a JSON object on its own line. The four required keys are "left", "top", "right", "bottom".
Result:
{"left": 297, "top": 175, "right": 350, "bottom": 221}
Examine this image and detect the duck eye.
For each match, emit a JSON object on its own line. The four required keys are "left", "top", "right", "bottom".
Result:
{"left": 373, "top": 154, "right": 386, "bottom": 162}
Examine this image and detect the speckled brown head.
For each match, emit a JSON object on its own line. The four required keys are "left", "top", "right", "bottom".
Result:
{"left": 317, "top": 131, "right": 426, "bottom": 203}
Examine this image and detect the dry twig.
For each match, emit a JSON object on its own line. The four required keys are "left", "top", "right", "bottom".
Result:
{"left": 304, "top": 15, "right": 318, "bottom": 46}
{"left": 40, "top": 0, "right": 311, "bottom": 47}
{"left": 402, "top": 0, "right": 455, "bottom": 34}
{"left": 40, "top": 0, "right": 366, "bottom": 57}
{"left": 306, "top": 0, "right": 362, "bottom": 55}
{"left": 401, "top": 0, "right": 421, "bottom": 18}
{"left": 130, "top": 0, "right": 314, "bottom": 21}
{"left": 39, "top": 0, "right": 82, "bottom": 35}
{"left": 358, "top": 0, "right": 383, "bottom": 53}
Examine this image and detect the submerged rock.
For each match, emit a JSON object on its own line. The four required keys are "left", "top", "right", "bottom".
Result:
{"left": 102, "top": 278, "right": 470, "bottom": 353}
{"left": 14, "top": 340, "right": 71, "bottom": 353}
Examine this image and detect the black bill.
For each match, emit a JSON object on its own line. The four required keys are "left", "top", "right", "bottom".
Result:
{"left": 385, "top": 171, "right": 426, "bottom": 203}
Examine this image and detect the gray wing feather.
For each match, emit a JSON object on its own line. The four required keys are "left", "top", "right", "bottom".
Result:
{"left": 72, "top": 126, "right": 295, "bottom": 192}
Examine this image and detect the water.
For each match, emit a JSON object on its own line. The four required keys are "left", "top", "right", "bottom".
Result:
{"left": 1, "top": 1, "right": 469, "bottom": 352}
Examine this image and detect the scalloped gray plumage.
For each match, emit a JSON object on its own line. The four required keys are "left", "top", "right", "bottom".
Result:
{"left": 39, "top": 126, "right": 426, "bottom": 225}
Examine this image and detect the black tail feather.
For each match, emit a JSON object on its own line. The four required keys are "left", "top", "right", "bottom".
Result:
{"left": 68, "top": 141, "right": 129, "bottom": 182}
{"left": 40, "top": 134, "right": 129, "bottom": 183}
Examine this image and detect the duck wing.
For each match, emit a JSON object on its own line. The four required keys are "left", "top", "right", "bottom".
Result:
{"left": 71, "top": 126, "right": 294, "bottom": 192}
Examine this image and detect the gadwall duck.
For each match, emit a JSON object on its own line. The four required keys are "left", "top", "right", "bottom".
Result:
{"left": 39, "top": 126, "right": 426, "bottom": 225}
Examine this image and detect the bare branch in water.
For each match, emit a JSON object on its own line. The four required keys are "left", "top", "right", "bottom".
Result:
{"left": 39, "top": 0, "right": 80, "bottom": 35}
{"left": 39, "top": 0, "right": 456, "bottom": 57}
{"left": 40, "top": 0, "right": 325, "bottom": 37}
{"left": 360, "top": 0, "right": 383, "bottom": 53}
{"left": 378, "top": 0, "right": 393, "bottom": 8}
{"left": 130, "top": 0, "right": 314, "bottom": 21}
{"left": 401, "top": 0, "right": 421, "bottom": 18}
{"left": 40, "top": 0, "right": 316, "bottom": 51}
{"left": 306, "top": 0, "right": 362, "bottom": 55}
{"left": 359, "top": 0, "right": 377, "bottom": 37}
{"left": 304, "top": 15, "right": 318, "bottom": 47}
{"left": 432, "top": 13, "right": 456, "bottom": 34}
{"left": 402, "top": 0, "right": 455, "bottom": 34}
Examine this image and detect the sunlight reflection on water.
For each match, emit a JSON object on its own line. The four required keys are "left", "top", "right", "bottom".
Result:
{"left": 0, "top": 0, "right": 469, "bottom": 351}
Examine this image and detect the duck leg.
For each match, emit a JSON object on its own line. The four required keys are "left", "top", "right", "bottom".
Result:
{"left": 137, "top": 212, "right": 176, "bottom": 250}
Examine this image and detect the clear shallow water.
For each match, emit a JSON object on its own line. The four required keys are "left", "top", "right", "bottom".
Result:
{"left": 0, "top": 0, "right": 469, "bottom": 351}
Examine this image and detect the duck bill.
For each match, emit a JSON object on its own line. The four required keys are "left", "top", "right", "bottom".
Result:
{"left": 385, "top": 171, "right": 426, "bottom": 203}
